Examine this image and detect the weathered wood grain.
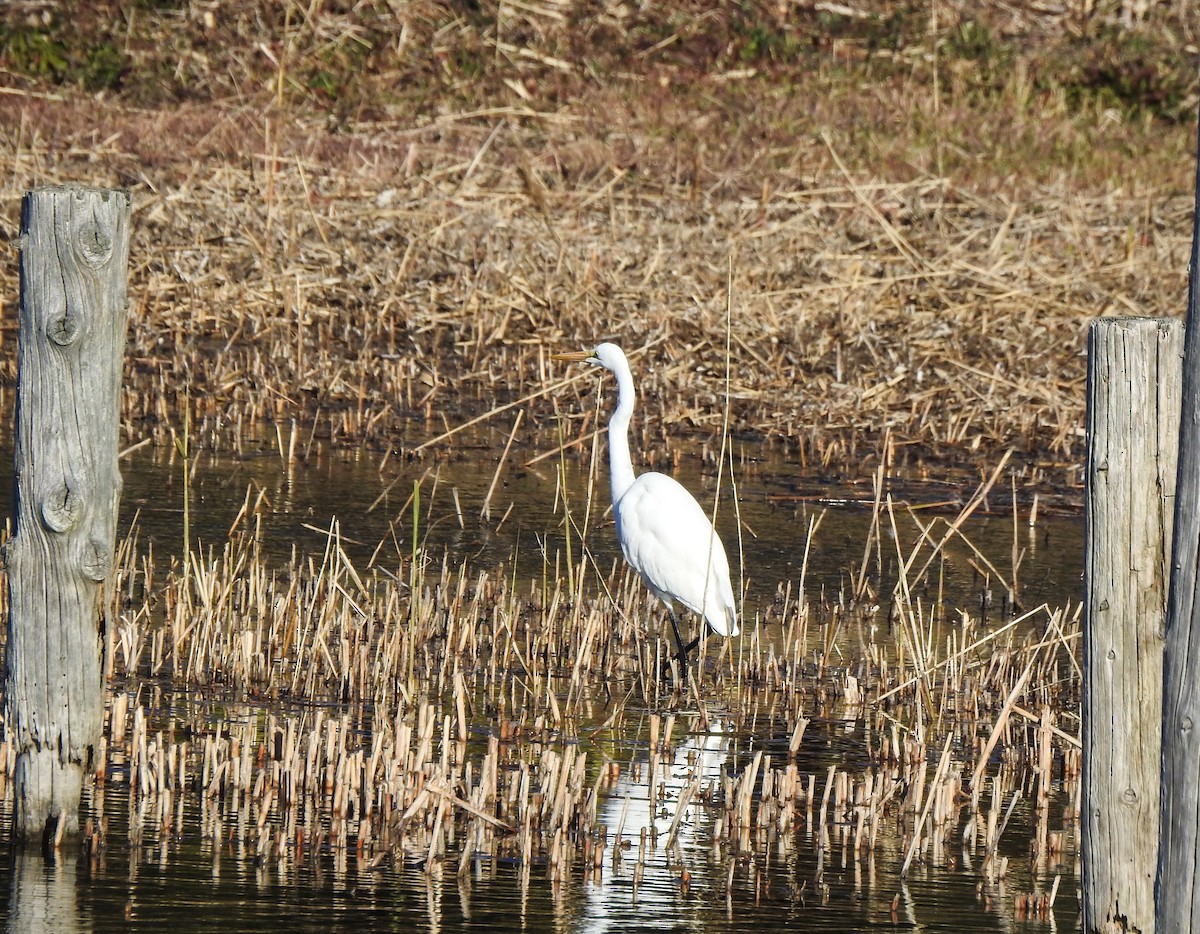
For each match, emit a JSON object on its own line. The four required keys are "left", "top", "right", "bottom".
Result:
{"left": 1159, "top": 112, "right": 1200, "bottom": 930}
{"left": 1084, "top": 317, "right": 1181, "bottom": 933}
{"left": 3, "top": 186, "right": 130, "bottom": 842}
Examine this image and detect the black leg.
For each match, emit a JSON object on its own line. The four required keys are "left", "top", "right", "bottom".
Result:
{"left": 667, "top": 607, "right": 689, "bottom": 666}
{"left": 667, "top": 608, "right": 704, "bottom": 671}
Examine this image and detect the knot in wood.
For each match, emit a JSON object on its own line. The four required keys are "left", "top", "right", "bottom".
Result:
{"left": 47, "top": 312, "right": 81, "bottom": 346}
{"left": 80, "top": 540, "right": 110, "bottom": 582}
{"left": 75, "top": 217, "right": 114, "bottom": 269}
{"left": 1121, "top": 787, "right": 1138, "bottom": 805}
{"left": 41, "top": 486, "right": 84, "bottom": 533}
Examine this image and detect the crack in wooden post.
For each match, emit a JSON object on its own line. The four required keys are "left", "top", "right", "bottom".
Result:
{"left": 3, "top": 185, "right": 130, "bottom": 846}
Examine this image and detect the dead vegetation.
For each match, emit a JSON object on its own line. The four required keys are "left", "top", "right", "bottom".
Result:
{"left": 0, "top": 1, "right": 1193, "bottom": 489}
{"left": 0, "top": 2, "right": 1188, "bottom": 923}
{"left": 0, "top": 472, "right": 1082, "bottom": 921}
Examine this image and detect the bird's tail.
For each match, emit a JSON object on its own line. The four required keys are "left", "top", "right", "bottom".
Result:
{"left": 707, "top": 601, "right": 739, "bottom": 638}
{"left": 725, "top": 607, "right": 741, "bottom": 638}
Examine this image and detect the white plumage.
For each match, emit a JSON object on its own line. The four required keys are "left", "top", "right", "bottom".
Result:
{"left": 614, "top": 471, "right": 738, "bottom": 638}
{"left": 555, "top": 342, "right": 739, "bottom": 662}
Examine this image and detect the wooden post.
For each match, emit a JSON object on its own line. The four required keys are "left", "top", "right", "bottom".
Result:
{"left": 1159, "top": 109, "right": 1200, "bottom": 927}
{"left": 3, "top": 186, "right": 130, "bottom": 843}
{"left": 1083, "top": 317, "right": 1181, "bottom": 932}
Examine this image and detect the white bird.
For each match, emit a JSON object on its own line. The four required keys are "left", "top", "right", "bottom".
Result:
{"left": 554, "top": 342, "right": 739, "bottom": 668}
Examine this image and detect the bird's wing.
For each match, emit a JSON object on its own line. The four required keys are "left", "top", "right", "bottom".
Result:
{"left": 614, "top": 472, "right": 738, "bottom": 636}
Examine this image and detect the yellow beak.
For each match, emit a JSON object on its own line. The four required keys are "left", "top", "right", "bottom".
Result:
{"left": 552, "top": 350, "right": 592, "bottom": 362}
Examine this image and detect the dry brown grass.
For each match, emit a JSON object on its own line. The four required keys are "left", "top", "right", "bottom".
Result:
{"left": 0, "top": 7, "right": 1174, "bottom": 918}
{"left": 0, "top": 1, "right": 1194, "bottom": 491}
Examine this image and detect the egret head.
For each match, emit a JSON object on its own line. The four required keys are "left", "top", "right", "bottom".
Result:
{"left": 553, "top": 342, "right": 627, "bottom": 373}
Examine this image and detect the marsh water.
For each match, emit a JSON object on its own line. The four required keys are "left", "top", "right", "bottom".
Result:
{"left": 0, "top": 431, "right": 1086, "bottom": 932}
{"left": 112, "top": 432, "right": 1085, "bottom": 624}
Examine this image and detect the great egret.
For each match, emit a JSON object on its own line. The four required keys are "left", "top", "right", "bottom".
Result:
{"left": 554, "top": 343, "right": 739, "bottom": 669}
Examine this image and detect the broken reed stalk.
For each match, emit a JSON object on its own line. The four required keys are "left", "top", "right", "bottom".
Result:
{"left": 971, "top": 658, "right": 1036, "bottom": 793}
{"left": 901, "top": 733, "right": 954, "bottom": 878}
{"left": 481, "top": 410, "right": 523, "bottom": 521}
{"left": 855, "top": 463, "right": 887, "bottom": 600}
{"left": 714, "top": 259, "right": 744, "bottom": 673}
{"left": 904, "top": 451, "right": 1015, "bottom": 587}
{"left": 554, "top": 414, "right": 578, "bottom": 601}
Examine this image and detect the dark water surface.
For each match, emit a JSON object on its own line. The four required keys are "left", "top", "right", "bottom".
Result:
{"left": 110, "top": 433, "right": 1084, "bottom": 621}
{"left": 0, "top": 435, "right": 1085, "bottom": 932}
{"left": 0, "top": 729, "right": 1078, "bottom": 933}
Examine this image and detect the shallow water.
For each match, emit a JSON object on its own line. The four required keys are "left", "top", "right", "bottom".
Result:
{"left": 0, "top": 701, "right": 1080, "bottom": 934}
{"left": 0, "top": 716, "right": 1079, "bottom": 933}
{"left": 111, "top": 434, "right": 1084, "bottom": 621}
{"left": 0, "top": 434, "right": 1085, "bottom": 932}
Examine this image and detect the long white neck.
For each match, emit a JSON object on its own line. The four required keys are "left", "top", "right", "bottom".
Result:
{"left": 606, "top": 363, "right": 637, "bottom": 504}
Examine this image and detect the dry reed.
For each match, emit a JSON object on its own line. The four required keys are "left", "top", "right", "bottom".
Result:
{"left": 0, "top": 3, "right": 1191, "bottom": 495}
{"left": 0, "top": 462, "right": 1082, "bottom": 921}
